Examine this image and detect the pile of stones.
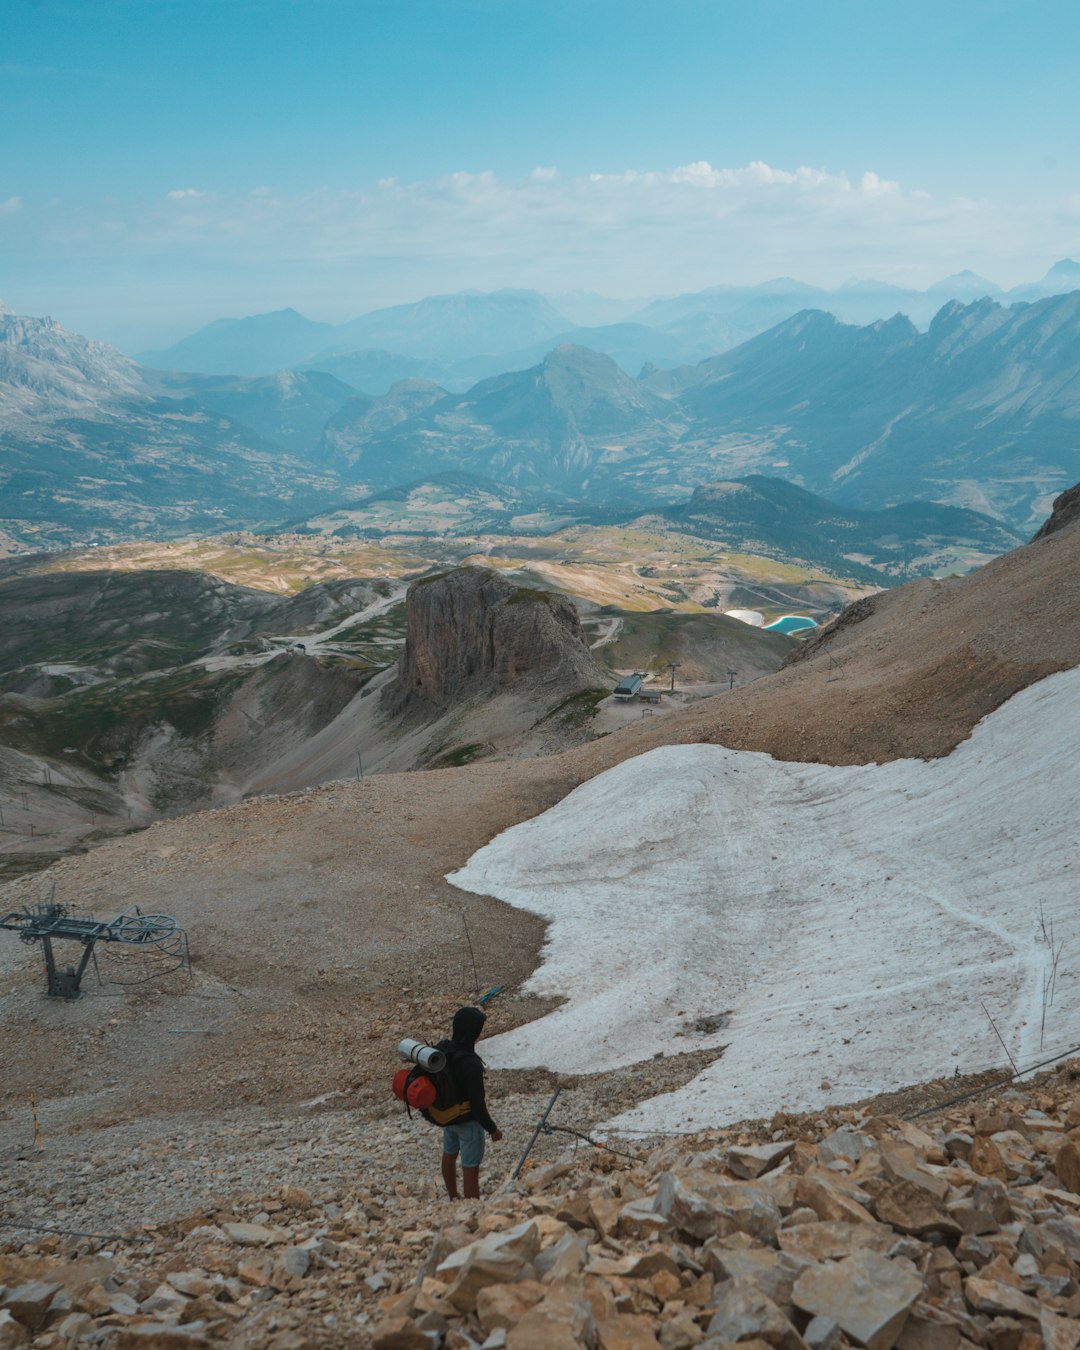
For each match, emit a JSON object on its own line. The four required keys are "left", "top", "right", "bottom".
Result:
{"left": 3, "top": 1071, "right": 1080, "bottom": 1349}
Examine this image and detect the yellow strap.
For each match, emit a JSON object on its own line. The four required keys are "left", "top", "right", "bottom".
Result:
{"left": 429, "top": 1099, "right": 471, "bottom": 1126}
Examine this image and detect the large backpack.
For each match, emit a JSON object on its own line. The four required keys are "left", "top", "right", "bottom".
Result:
{"left": 393, "top": 1041, "right": 472, "bottom": 1127}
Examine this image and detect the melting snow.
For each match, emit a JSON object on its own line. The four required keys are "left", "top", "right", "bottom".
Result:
{"left": 449, "top": 667, "right": 1080, "bottom": 1133}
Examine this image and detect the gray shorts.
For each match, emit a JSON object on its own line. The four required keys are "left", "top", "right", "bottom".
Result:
{"left": 442, "top": 1120, "right": 486, "bottom": 1168}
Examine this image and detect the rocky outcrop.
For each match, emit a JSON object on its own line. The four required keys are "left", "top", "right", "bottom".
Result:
{"left": 1032, "top": 481, "right": 1080, "bottom": 540}
{"left": 384, "top": 567, "right": 606, "bottom": 716}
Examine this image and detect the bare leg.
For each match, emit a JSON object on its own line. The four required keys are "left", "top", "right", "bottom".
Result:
{"left": 441, "top": 1152, "right": 459, "bottom": 1199}
{"left": 462, "top": 1165, "right": 480, "bottom": 1200}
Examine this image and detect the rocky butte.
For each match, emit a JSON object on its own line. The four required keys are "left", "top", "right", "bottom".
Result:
{"left": 383, "top": 566, "right": 607, "bottom": 717}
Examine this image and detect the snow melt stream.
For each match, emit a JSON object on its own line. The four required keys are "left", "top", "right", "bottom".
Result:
{"left": 448, "top": 667, "right": 1080, "bottom": 1133}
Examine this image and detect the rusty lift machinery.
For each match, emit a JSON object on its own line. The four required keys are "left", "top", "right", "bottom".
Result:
{"left": 0, "top": 902, "right": 189, "bottom": 999}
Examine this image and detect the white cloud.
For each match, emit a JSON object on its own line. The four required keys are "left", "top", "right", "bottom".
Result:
{"left": 13, "top": 160, "right": 1073, "bottom": 315}
{"left": 0, "top": 196, "right": 23, "bottom": 216}
{"left": 860, "top": 171, "right": 900, "bottom": 196}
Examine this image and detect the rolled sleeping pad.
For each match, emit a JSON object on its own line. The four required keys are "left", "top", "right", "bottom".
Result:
{"left": 397, "top": 1038, "right": 446, "bottom": 1073}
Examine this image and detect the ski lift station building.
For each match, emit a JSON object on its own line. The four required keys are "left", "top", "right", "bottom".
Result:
{"left": 613, "top": 674, "right": 644, "bottom": 701}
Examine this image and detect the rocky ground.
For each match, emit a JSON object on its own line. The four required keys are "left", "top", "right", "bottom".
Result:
{"left": 3, "top": 1062, "right": 1080, "bottom": 1348}
{"left": 3, "top": 502, "right": 1080, "bottom": 1345}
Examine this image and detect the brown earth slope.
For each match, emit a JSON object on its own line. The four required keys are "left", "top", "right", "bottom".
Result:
{"left": 2, "top": 496, "right": 1079, "bottom": 1188}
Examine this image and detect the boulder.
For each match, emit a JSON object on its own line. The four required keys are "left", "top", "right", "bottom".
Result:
{"left": 370, "top": 1315, "right": 431, "bottom": 1350}
{"left": 1052, "top": 1141, "right": 1080, "bottom": 1195}
{"left": 818, "top": 1129, "right": 872, "bottom": 1167}
{"left": 598, "top": 1313, "right": 663, "bottom": 1350}
{"left": 874, "top": 1182, "right": 961, "bottom": 1237}
{"left": 705, "top": 1276, "right": 807, "bottom": 1350}
{"left": 877, "top": 1143, "right": 950, "bottom": 1200}
{"left": 476, "top": 1281, "right": 546, "bottom": 1334}
{"left": 505, "top": 1279, "right": 597, "bottom": 1350}
{"left": 1039, "top": 1307, "right": 1080, "bottom": 1350}
{"left": 220, "top": 1222, "right": 287, "bottom": 1247}
{"left": 795, "top": 1176, "right": 875, "bottom": 1225}
{"left": 727, "top": 1142, "right": 796, "bottom": 1180}
{"left": 963, "top": 1277, "right": 1042, "bottom": 1321}
{"left": 437, "top": 1221, "right": 540, "bottom": 1314}
{"left": 111, "top": 1325, "right": 213, "bottom": 1348}
{"left": 655, "top": 1172, "right": 780, "bottom": 1244}
{"left": 1, "top": 1282, "right": 62, "bottom": 1332}
{"left": 536, "top": 1231, "right": 589, "bottom": 1283}
{"left": 969, "top": 1137, "right": 1007, "bottom": 1181}
{"left": 778, "top": 1219, "right": 894, "bottom": 1263}
{"left": 706, "top": 1247, "right": 812, "bottom": 1307}
{"left": 792, "top": 1250, "right": 923, "bottom": 1350}
{"left": 0, "top": 1311, "right": 26, "bottom": 1349}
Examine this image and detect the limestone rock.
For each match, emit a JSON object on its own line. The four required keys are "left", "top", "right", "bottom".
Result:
{"left": 221, "top": 1222, "right": 287, "bottom": 1247}
{"left": 598, "top": 1313, "right": 663, "bottom": 1350}
{"left": 793, "top": 1250, "right": 923, "bottom": 1350}
{"left": 818, "top": 1129, "right": 871, "bottom": 1167}
{"left": 659, "top": 1312, "right": 704, "bottom": 1350}
{"left": 778, "top": 1219, "right": 894, "bottom": 1263}
{"left": 705, "top": 1275, "right": 807, "bottom": 1350}
{"left": 0, "top": 1311, "right": 26, "bottom": 1349}
{"left": 505, "top": 1279, "right": 596, "bottom": 1350}
{"left": 795, "top": 1176, "right": 875, "bottom": 1225}
{"left": 969, "top": 1137, "right": 1007, "bottom": 1181}
{"left": 617, "top": 1199, "right": 672, "bottom": 1239}
{"left": 877, "top": 1143, "right": 950, "bottom": 1201}
{"left": 437, "top": 1220, "right": 540, "bottom": 1314}
{"left": 1, "top": 1282, "right": 62, "bottom": 1332}
{"left": 805, "top": 1316, "right": 841, "bottom": 1350}
{"left": 111, "top": 1325, "right": 213, "bottom": 1348}
{"left": 1052, "top": 1141, "right": 1080, "bottom": 1195}
{"left": 706, "top": 1247, "right": 812, "bottom": 1307}
{"left": 727, "top": 1142, "right": 796, "bottom": 1180}
{"left": 963, "top": 1276, "right": 1041, "bottom": 1321}
{"left": 875, "top": 1181, "right": 961, "bottom": 1237}
{"left": 1039, "top": 1307, "right": 1080, "bottom": 1350}
{"left": 535, "top": 1231, "right": 588, "bottom": 1283}
{"left": 476, "top": 1280, "right": 546, "bottom": 1334}
{"left": 370, "top": 1314, "right": 431, "bottom": 1350}
{"left": 655, "top": 1172, "right": 780, "bottom": 1243}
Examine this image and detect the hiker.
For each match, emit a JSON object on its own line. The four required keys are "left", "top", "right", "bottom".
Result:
{"left": 438, "top": 1005, "right": 502, "bottom": 1199}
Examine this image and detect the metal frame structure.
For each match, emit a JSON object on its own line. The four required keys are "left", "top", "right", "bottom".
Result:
{"left": 0, "top": 903, "right": 189, "bottom": 999}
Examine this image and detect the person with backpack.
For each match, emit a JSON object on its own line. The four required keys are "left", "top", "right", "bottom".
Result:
{"left": 437, "top": 1005, "right": 502, "bottom": 1199}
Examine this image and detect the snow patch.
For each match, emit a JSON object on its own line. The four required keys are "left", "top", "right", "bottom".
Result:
{"left": 449, "top": 667, "right": 1080, "bottom": 1132}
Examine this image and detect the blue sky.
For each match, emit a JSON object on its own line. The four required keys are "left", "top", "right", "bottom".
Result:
{"left": 3, "top": 0, "right": 1079, "bottom": 345}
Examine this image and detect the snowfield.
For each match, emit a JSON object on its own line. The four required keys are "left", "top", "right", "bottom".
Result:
{"left": 448, "top": 667, "right": 1080, "bottom": 1133}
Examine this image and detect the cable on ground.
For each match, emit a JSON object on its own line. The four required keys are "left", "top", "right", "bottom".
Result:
{"left": 541, "top": 1121, "right": 643, "bottom": 1163}
{"left": 905, "top": 1038, "right": 1080, "bottom": 1120}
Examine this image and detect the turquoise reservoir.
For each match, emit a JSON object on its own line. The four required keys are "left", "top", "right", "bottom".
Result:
{"left": 764, "top": 615, "right": 817, "bottom": 634}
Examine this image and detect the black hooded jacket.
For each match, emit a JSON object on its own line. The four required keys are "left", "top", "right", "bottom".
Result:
{"left": 437, "top": 1006, "right": 498, "bottom": 1135}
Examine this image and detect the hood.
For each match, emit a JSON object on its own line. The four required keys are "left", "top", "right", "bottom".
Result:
{"left": 450, "top": 1005, "right": 486, "bottom": 1049}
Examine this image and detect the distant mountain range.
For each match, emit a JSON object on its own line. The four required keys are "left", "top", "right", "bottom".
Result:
{"left": 3, "top": 287, "right": 1080, "bottom": 547}
{"left": 672, "top": 475, "right": 1021, "bottom": 579}
{"left": 318, "top": 292, "right": 1080, "bottom": 530}
{"left": 0, "top": 311, "right": 349, "bottom": 545}
{"left": 134, "top": 262, "right": 1080, "bottom": 392}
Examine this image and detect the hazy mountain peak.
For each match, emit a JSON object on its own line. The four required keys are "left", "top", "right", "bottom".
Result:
{"left": 927, "top": 269, "right": 1001, "bottom": 297}
{"left": 0, "top": 309, "right": 144, "bottom": 410}
{"left": 1044, "top": 258, "right": 1080, "bottom": 283}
